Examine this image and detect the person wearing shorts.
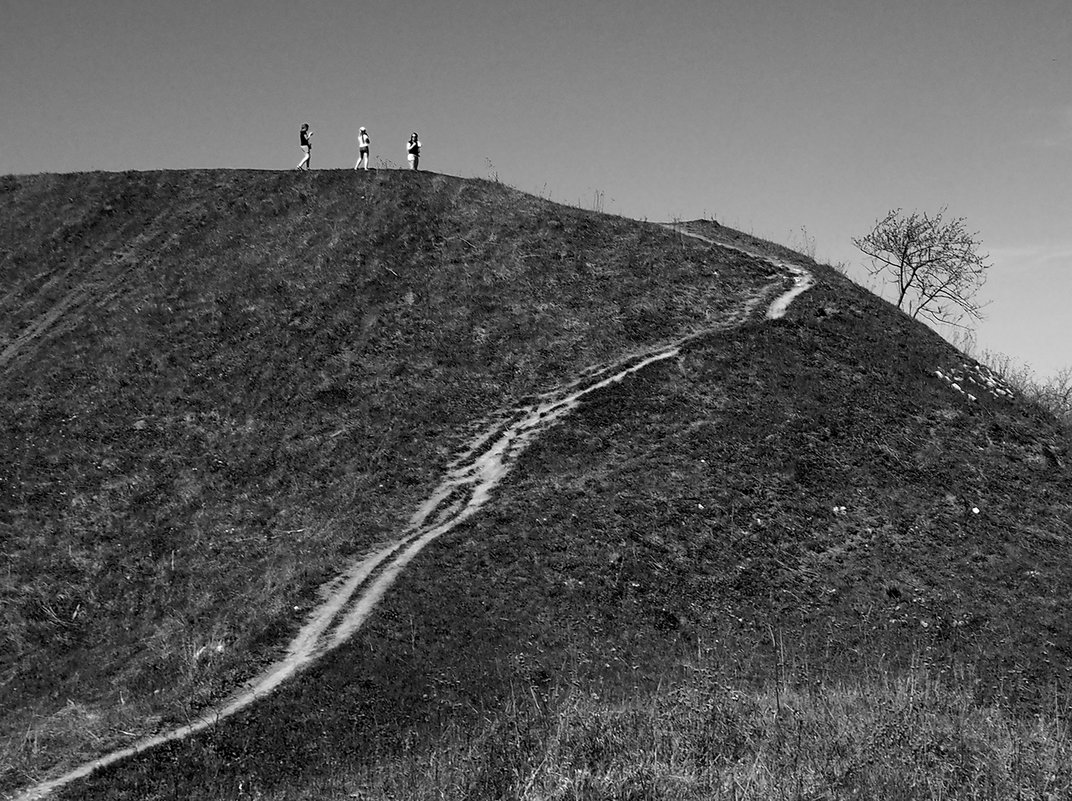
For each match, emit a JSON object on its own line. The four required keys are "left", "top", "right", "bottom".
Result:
{"left": 296, "top": 123, "right": 313, "bottom": 170}
{"left": 355, "top": 127, "right": 370, "bottom": 170}
{"left": 406, "top": 132, "right": 421, "bottom": 170}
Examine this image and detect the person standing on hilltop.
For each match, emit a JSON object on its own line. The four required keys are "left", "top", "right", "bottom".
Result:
{"left": 296, "top": 123, "right": 314, "bottom": 171}
{"left": 406, "top": 132, "right": 421, "bottom": 170}
{"left": 354, "top": 126, "right": 371, "bottom": 170}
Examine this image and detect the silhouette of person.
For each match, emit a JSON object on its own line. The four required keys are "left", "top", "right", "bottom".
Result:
{"left": 354, "top": 126, "right": 370, "bottom": 170}
{"left": 296, "top": 123, "right": 314, "bottom": 171}
{"left": 407, "top": 132, "right": 421, "bottom": 171}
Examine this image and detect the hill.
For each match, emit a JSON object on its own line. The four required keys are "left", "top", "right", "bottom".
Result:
{"left": 2, "top": 170, "right": 1071, "bottom": 799}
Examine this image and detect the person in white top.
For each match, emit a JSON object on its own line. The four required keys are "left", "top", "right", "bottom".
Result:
{"left": 406, "top": 132, "right": 421, "bottom": 170}
{"left": 354, "top": 127, "right": 370, "bottom": 170}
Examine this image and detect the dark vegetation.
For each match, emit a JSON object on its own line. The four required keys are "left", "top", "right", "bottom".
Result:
{"left": 2, "top": 171, "right": 1070, "bottom": 799}
{"left": 0, "top": 169, "right": 773, "bottom": 794}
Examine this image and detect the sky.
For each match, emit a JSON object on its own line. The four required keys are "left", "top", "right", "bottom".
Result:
{"left": 2, "top": 0, "right": 1069, "bottom": 379}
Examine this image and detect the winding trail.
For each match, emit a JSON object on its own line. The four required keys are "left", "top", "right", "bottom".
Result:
{"left": 10, "top": 227, "right": 814, "bottom": 801}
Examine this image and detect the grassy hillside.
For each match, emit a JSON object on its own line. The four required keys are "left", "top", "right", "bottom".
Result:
{"left": 3, "top": 171, "right": 1071, "bottom": 799}
{"left": 0, "top": 170, "right": 784, "bottom": 794}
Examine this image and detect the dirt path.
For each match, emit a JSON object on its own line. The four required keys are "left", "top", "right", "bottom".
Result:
{"left": 666, "top": 225, "right": 815, "bottom": 320}
{"left": 10, "top": 231, "right": 814, "bottom": 801}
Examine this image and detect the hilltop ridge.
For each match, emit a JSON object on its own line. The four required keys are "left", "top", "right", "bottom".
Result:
{"left": 2, "top": 170, "right": 1071, "bottom": 799}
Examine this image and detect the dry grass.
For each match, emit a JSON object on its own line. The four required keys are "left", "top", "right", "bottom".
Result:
{"left": 231, "top": 661, "right": 1072, "bottom": 801}
{"left": 0, "top": 169, "right": 773, "bottom": 794}
{"left": 4, "top": 173, "right": 1072, "bottom": 800}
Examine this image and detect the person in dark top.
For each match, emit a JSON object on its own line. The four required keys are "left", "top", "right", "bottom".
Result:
{"left": 296, "top": 123, "right": 314, "bottom": 171}
{"left": 407, "top": 132, "right": 421, "bottom": 170}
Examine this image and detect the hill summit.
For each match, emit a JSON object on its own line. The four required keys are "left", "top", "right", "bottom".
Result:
{"left": 2, "top": 169, "right": 1071, "bottom": 799}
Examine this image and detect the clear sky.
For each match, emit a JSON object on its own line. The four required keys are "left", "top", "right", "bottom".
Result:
{"left": 2, "top": 0, "right": 1069, "bottom": 378}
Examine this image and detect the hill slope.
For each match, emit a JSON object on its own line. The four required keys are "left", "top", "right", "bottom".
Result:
{"left": 1, "top": 169, "right": 785, "bottom": 794}
{"left": 2, "top": 171, "right": 1071, "bottom": 799}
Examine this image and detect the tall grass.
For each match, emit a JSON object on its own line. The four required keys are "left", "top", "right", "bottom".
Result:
{"left": 950, "top": 332, "right": 1072, "bottom": 428}
{"left": 237, "top": 660, "right": 1071, "bottom": 800}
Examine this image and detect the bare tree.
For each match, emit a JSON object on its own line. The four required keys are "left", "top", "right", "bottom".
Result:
{"left": 1036, "top": 366, "right": 1072, "bottom": 423}
{"left": 853, "top": 208, "right": 991, "bottom": 329}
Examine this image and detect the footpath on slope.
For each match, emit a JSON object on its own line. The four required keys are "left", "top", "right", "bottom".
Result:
{"left": 10, "top": 229, "right": 814, "bottom": 801}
